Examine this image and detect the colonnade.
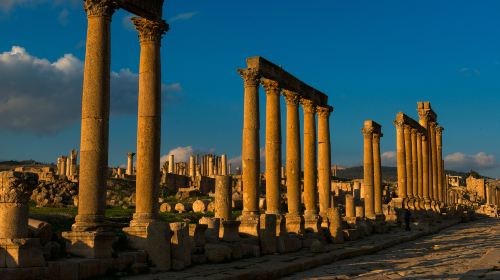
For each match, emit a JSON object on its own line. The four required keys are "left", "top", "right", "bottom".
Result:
{"left": 238, "top": 56, "right": 333, "bottom": 236}
{"left": 362, "top": 120, "right": 383, "bottom": 219}
{"left": 394, "top": 102, "right": 445, "bottom": 211}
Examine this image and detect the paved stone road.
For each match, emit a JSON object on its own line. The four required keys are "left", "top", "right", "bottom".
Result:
{"left": 283, "top": 218, "right": 500, "bottom": 280}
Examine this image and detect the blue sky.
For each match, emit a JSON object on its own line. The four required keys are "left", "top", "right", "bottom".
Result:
{"left": 0, "top": 0, "right": 499, "bottom": 178}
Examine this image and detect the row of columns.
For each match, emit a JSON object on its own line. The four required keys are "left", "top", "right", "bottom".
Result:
{"left": 56, "top": 150, "right": 78, "bottom": 178}
{"left": 238, "top": 68, "right": 333, "bottom": 234}
{"left": 362, "top": 120, "right": 383, "bottom": 219}
{"left": 165, "top": 154, "right": 229, "bottom": 177}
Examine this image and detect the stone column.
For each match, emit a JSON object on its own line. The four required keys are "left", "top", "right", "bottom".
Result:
{"left": 404, "top": 125, "right": 413, "bottom": 199}
{"left": 345, "top": 194, "right": 356, "bottom": 223}
{"left": 302, "top": 99, "right": 318, "bottom": 220}
{"left": 208, "top": 155, "right": 214, "bottom": 176}
{"left": 417, "top": 133, "right": 423, "bottom": 200}
{"left": 215, "top": 176, "right": 232, "bottom": 221}
{"left": 189, "top": 156, "right": 195, "bottom": 177}
{"left": 70, "top": 0, "right": 116, "bottom": 234}
{"left": 221, "top": 154, "right": 227, "bottom": 176}
{"left": 373, "top": 131, "right": 383, "bottom": 215}
{"left": 262, "top": 79, "right": 281, "bottom": 215}
{"left": 123, "top": 17, "right": 171, "bottom": 270}
{"left": 362, "top": 122, "right": 375, "bottom": 219}
{"left": 411, "top": 128, "right": 418, "bottom": 200}
{"left": 238, "top": 68, "right": 260, "bottom": 236}
{"left": 66, "top": 156, "right": 72, "bottom": 177}
{"left": 318, "top": 105, "right": 333, "bottom": 218}
{"left": 168, "top": 154, "right": 174, "bottom": 174}
{"left": 126, "top": 152, "right": 135, "bottom": 175}
{"left": 283, "top": 91, "right": 303, "bottom": 233}
{"left": 394, "top": 120, "right": 407, "bottom": 199}
{"left": 430, "top": 122, "right": 438, "bottom": 202}
{"left": 422, "top": 134, "right": 430, "bottom": 207}
{"left": 61, "top": 156, "right": 68, "bottom": 178}
{"left": 436, "top": 126, "right": 444, "bottom": 203}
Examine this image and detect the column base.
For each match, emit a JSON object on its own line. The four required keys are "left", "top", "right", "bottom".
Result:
{"left": 285, "top": 213, "right": 304, "bottom": 234}
{"left": 0, "top": 238, "right": 45, "bottom": 268}
{"left": 123, "top": 219, "right": 171, "bottom": 271}
{"left": 219, "top": 220, "right": 241, "bottom": 242}
{"left": 71, "top": 214, "right": 108, "bottom": 232}
{"left": 238, "top": 212, "right": 260, "bottom": 238}
{"left": 61, "top": 230, "right": 115, "bottom": 259}
{"left": 304, "top": 213, "right": 321, "bottom": 233}
{"left": 259, "top": 214, "right": 277, "bottom": 255}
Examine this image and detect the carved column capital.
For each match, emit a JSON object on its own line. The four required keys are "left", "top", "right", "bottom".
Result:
{"left": 393, "top": 119, "right": 405, "bottom": 129}
{"left": 429, "top": 121, "right": 437, "bottom": 130}
{"left": 410, "top": 128, "right": 417, "bottom": 135}
{"left": 238, "top": 68, "right": 260, "bottom": 87}
{"left": 0, "top": 171, "right": 38, "bottom": 204}
{"left": 132, "top": 17, "right": 169, "bottom": 43}
{"left": 261, "top": 79, "right": 280, "bottom": 95}
{"left": 403, "top": 124, "right": 412, "bottom": 135}
{"left": 316, "top": 106, "right": 333, "bottom": 118}
{"left": 300, "top": 99, "right": 316, "bottom": 114}
{"left": 436, "top": 126, "right": 444, "bottom": 135}
{"left": 362, "top": 127, "right": 375, "bottom": 138}
{"left": 282, "top": 90, "right": 300, "bottom": 105}
{"left": 84, "top": 0, "right": 117, "bottom": 18}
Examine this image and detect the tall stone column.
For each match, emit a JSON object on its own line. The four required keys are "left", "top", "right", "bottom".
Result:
{"left": 404, "top": 124, "right": 413, "bottom": 199}
{"left": 362, "top": 122, "right": 375, "bottom": 219}
{"left": 373, "top": 131, "right": 383, "bottom": 215}
{"left": 422, "top": 134, "right": 430, "bottom": 208}
{"left": 394, "top": 120, "right": 407, "bottom": 199}
{"left": 63, "top": 0, "right": 117, "bottom": 259}
{"left": 436, "top": 126, "right": 444, "bottom": 203}
{"left": 189, "top": 155, "right": 195, "bottom": 177}
{"left": 411, "top": 128, "right": 418, "bottom": 200}
{"left": 126, "top": 152, "right": 135, "bottom": 175}
{"left": 221, "top": 154, "right": 227, "bottom": 176}
{"left": 262, "top": 79, "right": 281, "bottom": 215}
{"left": 208, "top": 155, "right": 214, "bottom": 176}
{"left": 302, "top": 99, "right": 320, "bottom": 230}
{"left": 283, "top": 91, "right": 303, "bottom": 233}
{"left": 66, "top": 156, "right": 72, "bottom": 177}
{"left": 318, "top": 106, "right": 333, "bottom": 218}
{"left": 238, "top": 68, "right": 261, "bottom": 236}
{"left": 168, "top": 154, "right": 174, "bottom": 173}
{"left": 430, "top": 122, "right": 438, "bottom": 203}
{"left": 417, "top": 133, "right": 423, "bottom": 200}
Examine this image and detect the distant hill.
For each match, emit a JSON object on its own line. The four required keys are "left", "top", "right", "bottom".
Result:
{"left": 336, "top": 166, "right": 469, "bottom": 182}
{"left": 0, "top": 160, "right": 51, "bottom": 171}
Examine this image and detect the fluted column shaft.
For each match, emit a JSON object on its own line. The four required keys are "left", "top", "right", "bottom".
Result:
{"left": 417, "top": 133, "right": 423, "bottom": 199}
{"left": 283, "top": 91, "right": 301, "bottom": 215}
{"left": 318, "top": 106, "right": 333, "bottom": 216}
{"left": 404, "top": 125, "right": 413, "bottom": 198}
{"left": 422, "top": 135, "right": 430, "bottom": 200}
{"left": 373, "top": 133, "right": 383, "bottom": 215}
{"left": 132, "top": 17, "right": 168, "bottom": 223}
{"left": 394, "top": 120, "right": 407, "bottom": 199}
{"left": 302, "top": 99, "right": 317, "bottom": 216}
{"left": 74, "top": 0, "right": 116, "bottom": 230}
{"left": 262, "top": 79, "right": 281, "bottom": 215}
{"left": 239, "top": 68, "right": 260, "bottom": 216}
{"left": 362, "top": 126, "right": 375, "bottom": 218}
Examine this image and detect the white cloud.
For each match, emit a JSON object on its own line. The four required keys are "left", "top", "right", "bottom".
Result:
{"left": 160, "top": 146, "right": 215, "bottom": 165}
{"left": 169, "top": 11, "right": 199, "bottom": 23}
{"left": 445, "top": 152, "right": 496, "bottom": 171}
{"left": 381, "top": 151, "right": 397, "bottom": 167}
{"left": 0, "top": 46, "right": 183, "bottom": 135}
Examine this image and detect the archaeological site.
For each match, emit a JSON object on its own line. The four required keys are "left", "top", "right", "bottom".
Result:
{"left": 0, "top": 1, "right": 498, "bottom": 279}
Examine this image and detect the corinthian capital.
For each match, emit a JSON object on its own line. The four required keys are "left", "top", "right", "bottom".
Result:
{"left": 316, "top": 106, "right": 333, "bottom": 118}
{"left": 300, "top": 99, "right": 316, "bottom": 114}
{"left": 237, "top": 68, "right": 260, "bottom": 87}
{"left": 84, "top": 0, "right": 117, "bottom": 18}
{"left": 261, "top": 79, "right": 280, "bottom": 95}
{"left": 132, "top": 17, "right": 169, "bottom": 43}
{"left": 0, "top": 171, "right": 38, "bottom": 204}
{"left": 393, "top": 119, "right": 404, "bottom": 129}
{"left": 436, "top": 126, "right": 444, "bottom": 135}
{"left": 282, "top": 90, "right": 300, "bottom": 105}
{"left": 362, "top": 127, "right": 374, "bottom": 138}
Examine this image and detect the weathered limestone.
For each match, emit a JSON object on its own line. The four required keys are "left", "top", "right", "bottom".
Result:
{"left": 362, "top": 121, "right": 376, "bottom": 219}
{"left": 302, "top": 99, "right": 320, "bottom": 231}
{"left": 221, "top": 154, "right": 227, "bottom": 176}
{"left": 326, "top": 208, "right": 344, "bottom": 244}
{"left": 214, "top": 176, "right": 232, "bottom": 221}
{"left": 283, "top": 90, "right": 303, "bottom": 234}
{"left": 189, "top": 156, "right": 195, "bottom": 177}
{"left": 126, "top": 152, "right": 135, "bottom": 175}
{"left": 436, "top": 126, "right": 444, "bottom": 203}
{"left": 168, "top": 154, "right": 175, "bottom": 173}
{"left": 63, "top": 1, "right": 117, "bottom": 258}
{"left": 262, "top": 79, "right": 281, "bottom": 215}
{"left": 417, "top": 132, "right": 423, "bottom": 200}
{"left": 404, "top": 124, "right": 413, "bottom": 200}
{"left": 394, "top": 119, "right": 407, "bottom": 200}
{"left": 0, "top": 171, "right": 45, "bottom": 268}
{"left": 345, "top": 194, "right": 356, "bottom": 224}
{"left": 238, "top": 68, "right": 261, "bottom": 237}
{"left": 429, "top": 122, "right": 438, "bottom": 203}
{"left": 208, "top": 155, "right": 214, "bottom": 176}
{"left": 318, "top": 105, "right": 333, "bottom": 219}
{"left": 411, "top": 128, "right": 418, "bottom": 200}
{"left": 373, "top": 130, "right": 383, "bottom": 215}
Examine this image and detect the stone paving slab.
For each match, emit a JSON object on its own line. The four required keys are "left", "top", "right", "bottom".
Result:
{"left": 125, "top": 218, "right": 462, "bottom": 280}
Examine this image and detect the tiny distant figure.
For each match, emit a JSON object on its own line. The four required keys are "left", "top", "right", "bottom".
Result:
{"left": 404, "top": 209, "right": 411, "bottom": 231}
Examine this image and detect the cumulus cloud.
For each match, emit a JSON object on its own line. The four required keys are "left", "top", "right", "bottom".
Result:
{"left": 160, "top": 146, "right": 215, "bottom": 166}
{"left": 445, "top": 152, "right": 496, "bottom": 171}
{"left": 381, "top": 151, "right": 397, "bottom": 167}
{"left": 0, "top": 46, "right": 183, "bottom": 135}
{"left": 169, "top": 11, "right": 199, "bottom": 23}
